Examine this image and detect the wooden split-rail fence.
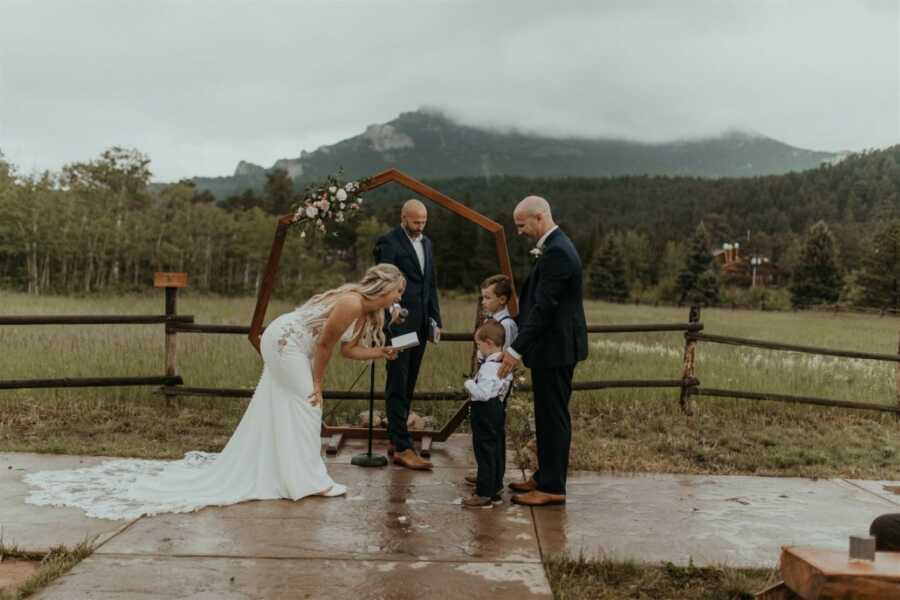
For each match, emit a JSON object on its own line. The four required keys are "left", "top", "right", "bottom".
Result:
{"left": 3, "top": 273, "right": 900, "bottom": 453}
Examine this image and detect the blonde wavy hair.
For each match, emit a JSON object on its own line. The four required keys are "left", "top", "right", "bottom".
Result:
{"left": 299, "top": 263, "right": 405, "bottom": 347}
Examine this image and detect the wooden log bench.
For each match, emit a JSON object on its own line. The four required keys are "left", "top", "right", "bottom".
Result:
{"left": 757, "top": 546, "right": 900, "bottom": 599}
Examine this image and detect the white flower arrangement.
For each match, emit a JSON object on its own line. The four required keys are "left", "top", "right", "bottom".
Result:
{"left": 291, "top": 172, "right": 366, "bottom": 236}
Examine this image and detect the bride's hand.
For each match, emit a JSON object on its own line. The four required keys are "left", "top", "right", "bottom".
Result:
{"left": 307, "top": 389, "right": 323, "bottom": 407}
{"left": 379, "top": 347, "right": 399, "bottom": 361}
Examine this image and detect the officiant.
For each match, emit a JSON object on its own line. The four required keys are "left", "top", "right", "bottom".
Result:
{"left": 374, "top": 199, "right": 442, "bottom": 470}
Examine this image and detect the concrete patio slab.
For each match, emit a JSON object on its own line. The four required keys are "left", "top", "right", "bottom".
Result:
{"left": 533, "top": 473, "right": 897, "bottom": 568}
{"left": 96, "top": 488, "right": 540, "bottom": 563}
{"left": 8, "top": 437, "right": 900, "bottom": 597}
{"left": 0, "top": 454, "right": 131, "bottom": 551}
{"left": 845, "top": 479, "right": 900, "bottom": 507}
{"left": 34, "top": 555, "right": 553, "bottom": 599}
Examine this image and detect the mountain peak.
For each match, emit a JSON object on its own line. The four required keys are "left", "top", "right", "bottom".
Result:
{"left": 233, "top": 160, "right": 265, "bottom": 177}
{"left": 199, "top": 109, "right": 837, "bottom": 199}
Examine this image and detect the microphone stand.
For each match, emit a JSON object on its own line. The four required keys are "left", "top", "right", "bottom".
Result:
{"left": 351, "top": 360, "right": 388, "bottom": 467}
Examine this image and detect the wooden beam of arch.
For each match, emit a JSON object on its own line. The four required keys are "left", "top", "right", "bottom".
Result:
{"left": 248, "top": 168, "right": 516, "bottom": 352}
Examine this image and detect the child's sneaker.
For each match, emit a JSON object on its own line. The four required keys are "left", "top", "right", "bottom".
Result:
{"left": 462, "top": 495, "right": 494, "bottom": 509}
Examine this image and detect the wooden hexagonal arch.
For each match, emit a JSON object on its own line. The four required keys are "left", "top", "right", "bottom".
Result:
{"left": 247, "top": 168, "right": 516, "bottom": 453}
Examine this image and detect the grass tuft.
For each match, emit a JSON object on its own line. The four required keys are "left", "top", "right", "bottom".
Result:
{"left": 545, "top": 553, "right": 776, "bottom": 600}
{"left": 0, "top": 539, "right": 94, "bottom": 599}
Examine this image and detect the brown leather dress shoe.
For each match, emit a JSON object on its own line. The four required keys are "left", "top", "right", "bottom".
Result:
{"left": 393, "top": 448, "right": 432, "bottom": 470}
{"left": 511, "top": 490, "right": 566, "bottom": 507}
{"left": 508, "top": 478, "right": 538, "bottom": 493}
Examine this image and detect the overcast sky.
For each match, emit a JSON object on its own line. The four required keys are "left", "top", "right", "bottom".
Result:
{"left": 1, "top": 0, "right": 897, "bottom": 181}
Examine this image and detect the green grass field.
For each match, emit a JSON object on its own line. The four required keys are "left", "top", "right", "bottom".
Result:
{"left": 2, "top": 290, "right": 900, "bottom": 479}
{"left": 544, "top": 555, "right": 774, "bottom": 600}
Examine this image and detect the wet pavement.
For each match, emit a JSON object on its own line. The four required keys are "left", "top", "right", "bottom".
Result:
{"left": 0, "top": 437, "right": 898, "bottom": 598}
{"left": 0, "top": 454, "right": 130, "bottom": 551}
{"left": 533, "top": 473, "right": 899, "bottom": 567}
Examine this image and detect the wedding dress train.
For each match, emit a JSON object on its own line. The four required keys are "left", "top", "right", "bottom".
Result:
{"left": 24, "top": 303, "right": 352, "bottom": 520}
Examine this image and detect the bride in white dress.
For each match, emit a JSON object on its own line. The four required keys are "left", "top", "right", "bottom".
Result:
{"left": 24, "top": 264, "right": 405, "bottom": 520}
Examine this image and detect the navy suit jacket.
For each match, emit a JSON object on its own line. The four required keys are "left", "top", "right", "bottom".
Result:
{"left": 511, "top": 228, "right": 588, "bottom": 369}
{"left": 374, "top": 226, "right": 442, "bottom": 336}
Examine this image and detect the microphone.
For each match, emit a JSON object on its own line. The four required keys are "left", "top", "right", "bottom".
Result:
{"left": 391, "top": 303, "right": 409, "bottom": 323}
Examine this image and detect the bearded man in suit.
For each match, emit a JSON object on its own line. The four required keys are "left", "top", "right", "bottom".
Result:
{"left": 498, "top": 195, "right": 588, "bottom": 506}
{"left": 374, "top": 199, "right": 442, "bottom": 470}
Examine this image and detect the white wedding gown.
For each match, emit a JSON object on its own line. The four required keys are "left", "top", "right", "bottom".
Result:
{"left": 24, "top": 302, "right": 353, "bottom": 520}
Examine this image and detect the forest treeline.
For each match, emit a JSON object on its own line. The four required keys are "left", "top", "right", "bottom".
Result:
{"left": 0, "top": 145, "right": 898, "bottom": 308}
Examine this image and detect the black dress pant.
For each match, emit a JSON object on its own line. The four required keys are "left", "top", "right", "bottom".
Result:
{"left": 871, "top": 513, "right": 900, "bottom": 551}
{"left": 470, "top": 397, "right": 505, "bottom": 498}
{"left": 531, "top": 365, "right": 574, "bottom": 495}
{"left": 385, "top": 322, "right": 428, "bottom": 453}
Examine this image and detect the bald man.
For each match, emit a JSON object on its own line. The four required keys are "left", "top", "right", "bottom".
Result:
{"left": 374, "top": 199, "right": 442, "bottom": 470}
{"left": 499, "top": 196, "right": 588, "bottom": 506}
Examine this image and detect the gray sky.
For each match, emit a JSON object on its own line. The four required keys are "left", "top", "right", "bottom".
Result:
{"left": 1, "top": 0, "right": 897, "bottom": 181}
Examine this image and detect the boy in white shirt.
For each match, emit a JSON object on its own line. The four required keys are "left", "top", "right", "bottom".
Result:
{"left": 480, "top": 274, "right": 518, "bottom": 353}
{"left": 462, "top": 321, "right": 513, "bottom": 509}
{"left": 466, "top": 274, "right": 519, "bottom": 491}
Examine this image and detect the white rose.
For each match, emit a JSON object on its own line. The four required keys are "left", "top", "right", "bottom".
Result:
{"left": 305, "top": 206, "right": 318, "bottom": 218}
{"left": 336, "top": 211, "right": 344, "bottom": 222}
{"left": 328, "top": 186, "right": 337, "bottom": 193}
{"left": 344, "top": 182, "right": 354, "bottom": 192}
{"left": 336, "top": 189, "right": 347, "bottom": 202}
{"left": 339, "top": 202, "right": 345, "bottom": 210}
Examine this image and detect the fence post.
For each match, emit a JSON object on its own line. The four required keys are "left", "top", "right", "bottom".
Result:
{"left": 679, "top": 305, "right": 701, "bottom": 415}
{"left": 154, "top": 272, "right": 188, "bottom": 398}
{"left": 896, "top": 330, "right": 900, "bottom": 416}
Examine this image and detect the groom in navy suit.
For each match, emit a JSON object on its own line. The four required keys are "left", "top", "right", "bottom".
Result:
{"left": 499, "top": 195, "right": 588, "bottom": 506}
{"left": 374, "top": 199, "right": 442, "bottom": 470}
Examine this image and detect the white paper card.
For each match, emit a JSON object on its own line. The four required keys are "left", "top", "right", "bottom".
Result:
{"left": 390, "top": 331, "right": 420, "bottom": 351}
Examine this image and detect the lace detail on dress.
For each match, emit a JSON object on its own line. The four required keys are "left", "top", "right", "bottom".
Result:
{"left": 24, "top": 452, "right": 219, "bottom": 520}
{"left": 275, "top": 301, "right": 357, "bottom": 356}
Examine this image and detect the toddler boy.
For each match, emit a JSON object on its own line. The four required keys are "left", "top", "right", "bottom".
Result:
{"left": 462, "top": 321, "right": 512, "bottom": 509}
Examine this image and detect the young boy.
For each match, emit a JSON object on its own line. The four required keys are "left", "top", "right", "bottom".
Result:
{"left": 480, "top": 274, "right": 518, "bottom": 353}
{"left": 465, "top": 274, "right": 519, "bottom": 490}
{"left": 462, "top": 320, "right": 513, "bottom": 509}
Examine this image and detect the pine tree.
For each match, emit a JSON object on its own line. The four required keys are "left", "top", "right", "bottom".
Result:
{"left": 858, "top": 220, "right": 900, "bottom": 308}
{"left": 677, "top": 223, "right": 720, "bottom": 305}
{"left": 588, "top": 237, "right": 629, "bottom": 301}
{"left": 790, "top": 220, "right": 843, "bottom": 307}
{"left": 264, "top": 168, "right": 296, "bottom": 215}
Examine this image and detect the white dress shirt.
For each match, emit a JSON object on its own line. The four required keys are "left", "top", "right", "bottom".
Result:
{"left": 487, "top": 307, "right": 518, "bottom": 353}
{"left": 464, "top": 352, "right": 512, "bottom": 402}
{"left": 535, "top": 225, "right": 559, "bottom": 249}
{"left": 405, "top": 231, "right": 425, "bottom": 273}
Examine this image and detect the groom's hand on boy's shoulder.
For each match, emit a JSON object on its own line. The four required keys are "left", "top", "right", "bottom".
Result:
{"left": 498, "top": 351, "right": 519, "bottom": 378}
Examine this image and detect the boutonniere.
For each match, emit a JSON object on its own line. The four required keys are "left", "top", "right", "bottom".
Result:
{"left": 529, "top": 247, "right": 543, "bottom": 262}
